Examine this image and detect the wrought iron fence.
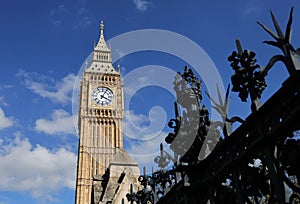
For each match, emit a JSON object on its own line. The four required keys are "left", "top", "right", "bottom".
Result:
{"left": 125, "top": 7, "right": 300, "bottom": 204}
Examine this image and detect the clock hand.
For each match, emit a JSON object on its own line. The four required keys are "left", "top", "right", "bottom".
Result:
{"left": 100, "top": 95, "right": 111, "bottom": 101}
{"left": 103, "top": 89, "right": 108, "bottom": 95}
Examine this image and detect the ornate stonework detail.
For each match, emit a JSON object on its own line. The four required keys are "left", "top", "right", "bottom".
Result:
{"left": 75, "top": 22, "right": 128, "bottom": 204}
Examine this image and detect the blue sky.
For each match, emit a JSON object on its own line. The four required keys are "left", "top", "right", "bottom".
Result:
{"left": 0, "top": 1, "right": 299, "bottom": 204}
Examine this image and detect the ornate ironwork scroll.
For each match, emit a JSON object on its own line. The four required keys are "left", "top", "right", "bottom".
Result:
{"left": 124, "top": 7, "right": 300, "bottom": 204}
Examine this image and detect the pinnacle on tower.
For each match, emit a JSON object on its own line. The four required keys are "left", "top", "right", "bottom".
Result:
{"left": 100, "top": 20, "right": 104, "bottom": 35}
{"left": 86, "top": 21, "right": 119, "bottom": 74}
{"left": 94, "top": 20, "right": 110, "bottom": 52}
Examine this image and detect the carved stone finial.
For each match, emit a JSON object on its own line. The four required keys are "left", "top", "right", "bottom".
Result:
{"left": 100, "top": 21, "right": 104, "bottom": 35}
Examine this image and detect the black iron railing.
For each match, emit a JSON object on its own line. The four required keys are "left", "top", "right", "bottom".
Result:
{"left": 125, "top": 7, "right": 300, "bottom": 204}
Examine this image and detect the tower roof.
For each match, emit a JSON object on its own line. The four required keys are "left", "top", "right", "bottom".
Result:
{"left": 85, "top": 21, "right": 119, "bottom": 74}
{"left": 94, "top": 21, "right": 110, "bottom": 52}
{"left": 110, "top": 149, "right": 138, "bottom": 167}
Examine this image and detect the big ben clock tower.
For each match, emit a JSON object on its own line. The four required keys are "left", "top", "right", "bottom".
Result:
{"left": 75, "top": 21, "right": 129, "bottom": 204}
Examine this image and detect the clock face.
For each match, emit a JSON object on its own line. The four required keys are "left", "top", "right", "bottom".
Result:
{"left": 92, "top": 87, "right": 114, "bottom": 106}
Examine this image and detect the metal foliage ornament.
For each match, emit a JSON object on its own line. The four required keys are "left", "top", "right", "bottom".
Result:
{"left": 228, "top": 40, "right": 266, "bottom": 112}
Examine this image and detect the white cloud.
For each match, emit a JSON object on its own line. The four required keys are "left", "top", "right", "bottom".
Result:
{"left": 0, "top": 137, "right": 77, "bottom": 201}
{"left": 50, "top": 4, "right": 69, "bottom": 27}
{"left": 50, "top": 3, "right": 93, "bottom": 29}
{"left": 243, "top": 6, "right": 261, "bottom": 16}
{"left": 74, "top": 7, "right": 93, "bottom": 29}
{"left": 123, "top": 108, "right": 166, "bottom": 140}
{"left": 0, "top": 107, "right": 13, "bottom": 130}
{"left": 18, "top": 70, "right": 76, "bottom": 105}
{"left": 124, "top": 110, "right": 149, "bottom": 129}
{"left": 74, "top": 15, "right": 93, "bottom": 29}
{"left": 0, "top": 84, "right": 14, "bottom": 90}
{"left": 124, "top": 74, "right": 152, "bottom": 97}
{"left": 133, "top": 0, "right": 150, "bottom": 12}
{"left": 126, "top": 131, "right": 168, "bottom": 172}
{"left": 50, "top": 4, "right": 69, "bottom": 16}
{"left": 0, "top": 195, "right": 9, "bottom": 204}
{"left": 35, "top": 109, "right": 76, "bottom": 135}
{"left": 240, "top": 1, "right": 261, "bottom": 17}
{"left": 123, "top": 109, "right": 170, "bottom": 172}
